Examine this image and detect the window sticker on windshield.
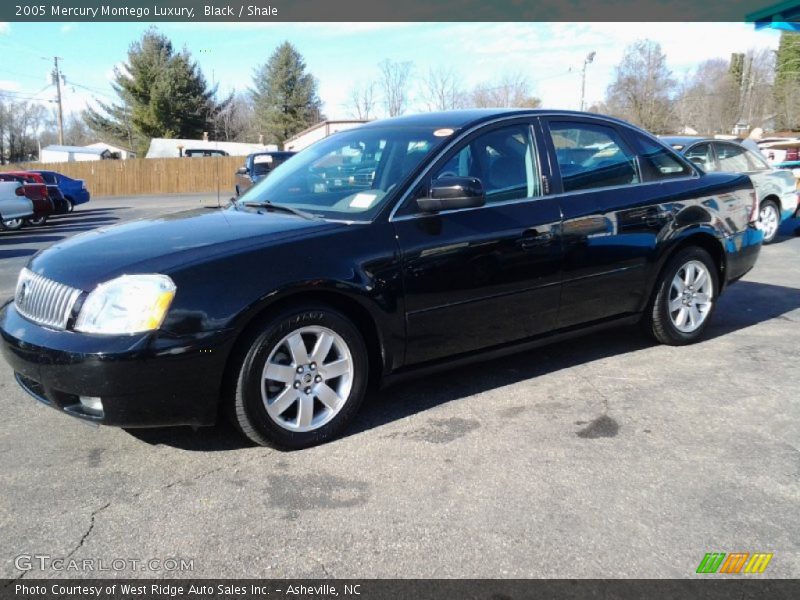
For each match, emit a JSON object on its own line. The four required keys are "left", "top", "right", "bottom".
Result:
{"left": 434, "top": 128, "right": 454, "bottom": 137}
{"left": 254, "top": 155, "right": 274, "bottom": 164}
{"left": 350, "top": 193, "right": 378, "bottom": 209}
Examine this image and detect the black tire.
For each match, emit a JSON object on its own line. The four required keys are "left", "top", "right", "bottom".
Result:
{"left": 759, "top": 200, "right": 780, "bottom": 244}
{"left": 645, "top": 246, "right": 719, "bottom": 346}
{"left": 229, "top": 305, "right": 368, "bottom": 449}
{"left": 26, "top": 216, "right": 47, "bottom": 227}
{"left": 65, "top": 198, "right": 75, "bottom": 213}
{"left": 2, "top": 218, "right": 24, "bottom": 231}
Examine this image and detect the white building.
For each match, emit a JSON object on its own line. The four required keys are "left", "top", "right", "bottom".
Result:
{"left": 283, "top": 120, "right": 369, "bottom": 152}
{"left": 146, "top": 138, "right": 276, "bottom": 158}
{"left": 85, "top": 142, "right": 136, "bottom": 160}
{"left": 40, "top": 145, "right": 112, "bottom": 163}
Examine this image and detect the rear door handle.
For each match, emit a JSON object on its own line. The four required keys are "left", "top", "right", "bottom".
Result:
{"left": 644, "top": 210, "right": 672, "bottom": 226}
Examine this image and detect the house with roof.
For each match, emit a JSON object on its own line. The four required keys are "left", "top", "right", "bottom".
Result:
{"left": 283, "top": 120, "right": 369, "bottom": 152}
{"left": 145, "top": 138, "right": 277, "bottom": 158}
{"left": 85, "top": 142, "right": 137, "bottom": 160}
{"left": 39, "top": 145, "right": 113, "bottom": 163}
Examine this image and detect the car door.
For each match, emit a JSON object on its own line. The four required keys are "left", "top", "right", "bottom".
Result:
{"left": 392, "top": 119, "right": 563, "bottom": 365}
{"left": 540, "top": 117, "right": 695, "bottom": 328}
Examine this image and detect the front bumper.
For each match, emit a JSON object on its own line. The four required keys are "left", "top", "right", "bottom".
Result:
{"left": 0, "top": 303, "right": 235, "bottom": 427}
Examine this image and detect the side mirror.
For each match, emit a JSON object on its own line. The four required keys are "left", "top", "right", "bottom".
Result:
{"left": 416, "top": 176, "right": 486, "bottom": 213}
{"left": 236, "top": 166, "right": 248, "bottom": 175}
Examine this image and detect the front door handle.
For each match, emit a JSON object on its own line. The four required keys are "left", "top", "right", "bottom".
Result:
{"left": 518, "top": 229, "right": 554, "bottom": 250}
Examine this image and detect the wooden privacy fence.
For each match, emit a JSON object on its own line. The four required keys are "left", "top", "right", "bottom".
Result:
{"left": 0, "top": 156, "right": 245, "bottom": 197}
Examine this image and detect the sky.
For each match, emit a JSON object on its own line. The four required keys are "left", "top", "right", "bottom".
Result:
{"left": 0, "top": 21, "right": 784, "bottom": 122}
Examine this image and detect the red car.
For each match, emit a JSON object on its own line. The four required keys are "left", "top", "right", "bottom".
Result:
{"left": 0, "top": 172, "right": 53, "bottom": 229}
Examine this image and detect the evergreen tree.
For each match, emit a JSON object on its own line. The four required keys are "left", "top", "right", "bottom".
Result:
{"left": 774, "top": 31, "right": 800, "bottom": 131}
{"left": 85, "top": 28, "right": 227, "bottom": 155}
{"left": 251, "top": 42, "right": 322, "bottom": 145}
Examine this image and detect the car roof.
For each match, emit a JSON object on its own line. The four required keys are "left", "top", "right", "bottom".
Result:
{"left": 659, "top": 136, "right": 712, "bottom": 146}
{"left": 358, "top": 109, "right": 642, "bottom": 131}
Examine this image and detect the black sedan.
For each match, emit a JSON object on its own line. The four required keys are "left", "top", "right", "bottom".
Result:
{"left": 0, "top": 110, "right": 762, "bottom": 449}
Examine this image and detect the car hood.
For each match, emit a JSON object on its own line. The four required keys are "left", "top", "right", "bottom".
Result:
{"left": 27, "top": 207, "right": 346, "bottom": 290}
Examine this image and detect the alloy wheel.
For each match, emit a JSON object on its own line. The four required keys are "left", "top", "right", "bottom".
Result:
{"left": 261, "top": 325, "right": 353, "bottom": 432}
{"left": 759, "top": 203, "right": 779, "bottom": 242}
{"left": 668, "top": 260, "right": 714, "bottom": 333}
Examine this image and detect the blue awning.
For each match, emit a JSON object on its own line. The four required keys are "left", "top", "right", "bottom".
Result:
{"left": 748, "top": 1, "right": 800, "bottom": 30}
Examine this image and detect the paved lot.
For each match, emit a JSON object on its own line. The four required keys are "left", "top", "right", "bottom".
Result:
{"left": 0, "top": 194, "right": 798, "bottom": 579}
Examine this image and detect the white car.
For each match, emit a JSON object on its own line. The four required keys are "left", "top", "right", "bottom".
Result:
{"left": 0, "top": 181, "right": 34, "bottom": 228}
{"left": 662, "top": 137, "right": 798, "bottom": 244}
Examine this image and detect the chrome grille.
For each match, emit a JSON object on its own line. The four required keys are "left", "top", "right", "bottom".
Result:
{"left": 14, "top": 268, "right": 81, "bottom": 330}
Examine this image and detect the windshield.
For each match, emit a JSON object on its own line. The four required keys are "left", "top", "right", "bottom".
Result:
{"left": 236, "top": 125, "right": 452, "bottom": 220}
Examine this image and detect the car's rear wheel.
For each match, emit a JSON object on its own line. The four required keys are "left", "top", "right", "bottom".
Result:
{"left": 2, "top": 218, "right": 25, "bottom": 231}
{"left": 229, "top": 306, "right": 368, "bottom": 449}
{"left": 646, "top": 247, "right": 718, "bottom": 345}
{"left": 26, "top": 216, "right": 47, "bottom": 227}
{"left": 758, "top": 200, "right": 780, "bottom": 244}
{"left": 65, "top": 198, "right": 74, "bottom": 213}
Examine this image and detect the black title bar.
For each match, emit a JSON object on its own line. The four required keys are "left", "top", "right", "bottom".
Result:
{"left": 3, "top": 580, "right": 800, "bottom": 600}
{"left": 2, "top": 0, "right": 798, "bottom": 22}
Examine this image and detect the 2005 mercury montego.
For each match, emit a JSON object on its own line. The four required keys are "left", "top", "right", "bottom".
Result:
{"left": 0, "top": 110, "right": 762, "bottom": 449}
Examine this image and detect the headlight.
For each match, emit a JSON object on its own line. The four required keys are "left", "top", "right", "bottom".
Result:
{"left": 74, "top": 274, "right": 176, "bottom": 335}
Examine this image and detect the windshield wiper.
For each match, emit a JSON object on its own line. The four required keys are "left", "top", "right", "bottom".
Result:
{"left": 240, "top": 200, "right": 320, "bottom": 220}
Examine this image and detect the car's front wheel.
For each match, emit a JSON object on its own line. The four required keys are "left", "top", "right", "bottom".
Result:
{"left": 229, "top": 306, "right": 368, "bottom": 449}
{"left": 758, "top": 200, "right": 780, "bottom": 244}
{"left": 2, "top": 218, "right": 25, "bottom": 231}
{"left": 646, "top": 247, "right": 719, "bottom": 345}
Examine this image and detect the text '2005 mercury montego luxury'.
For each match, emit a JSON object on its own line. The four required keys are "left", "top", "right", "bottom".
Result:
{"left": 0, "top": 110, "right": 763, "bottom": 449}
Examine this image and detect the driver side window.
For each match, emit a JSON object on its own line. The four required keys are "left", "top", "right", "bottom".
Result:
{"left": 432, "top": 124, "right": 540, "bottom": 204}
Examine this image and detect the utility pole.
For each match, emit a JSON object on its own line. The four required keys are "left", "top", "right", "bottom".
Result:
{"left": 52, "top": 57, "right": 64, "bottom": 145}
{"left": 580, "top": 51, "right": 596, "bottom": 112}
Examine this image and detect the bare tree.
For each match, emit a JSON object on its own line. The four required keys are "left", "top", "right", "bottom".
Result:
{"left": 675, "top": 59, "right": 740, "bottom": 134}
{"left": 214, "top": 92, "right": 256, "bottom": 142}
{"left": 605, "top": 39, "right": 676, "bottom": 133}
{"left": 346, "top": 82, "right": 377, "bottom": 120}
{"left": 468, "top": 73, "right": 541, "bottom": 108}
{"left": 420, "top": 66, "right": 466, "bottom": 111}
{"left": 0, "top": 100, "right": 48, "bottom": 163}
{"left": 378, "top": 60, "right": 413, "bottom": 117}
{"left": 673, "top": 49, "right": 775, "bottom": 135}
{"left": 740, "top": 48, "right": 775, "bottom": 131}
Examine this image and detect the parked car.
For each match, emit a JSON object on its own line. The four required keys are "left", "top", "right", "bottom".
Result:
{"left": 757, "top": 138, "right": 800, "bottom": 168}
{"left": 23, "top": 171, "right": 70, "bottom": 214}
{"left": 28, "top": 170, "right": 90, "bottom": 212}
{"left": 662, "top": 136, "right": 797, "bottom": 243}
{"left": 0, "top": 109, "right": 762, "bottom": 449}
{"left": 0, "top": 173, "right": 53, "bottom": 229}
{"left": 235, "top": 151, "right": 296, "bottom": 196}
{"left": 0, "top": 181, "right": 34, "bottom": 227}
{"left": 184, "top": 148, "right": 229, "bottom": 157}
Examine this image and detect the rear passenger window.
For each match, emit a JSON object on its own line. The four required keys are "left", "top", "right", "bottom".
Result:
{"left": 634, "top": 135, "right": 694, "bottom": 180}
{"left": 745, "top": 149, "right": 771, "bottom": 171}
{"left": 548, "top": 121, "right": 639, "bottom": 193}
{"left": 715, "top": 144, "right": 751, "bottom": 173}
